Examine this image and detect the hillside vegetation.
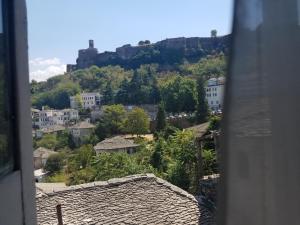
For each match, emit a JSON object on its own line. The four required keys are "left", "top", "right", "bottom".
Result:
{"left": 31, "top": 54, "right": 226, "bottom": 112}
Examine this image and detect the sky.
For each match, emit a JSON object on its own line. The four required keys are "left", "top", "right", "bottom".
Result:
{"left": 27, "top": 0, "right": 233, "bottom": 81}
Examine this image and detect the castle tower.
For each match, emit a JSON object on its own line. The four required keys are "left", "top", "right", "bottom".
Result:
{"left": 89, "top": 40, "right": 94, "bottom": 48}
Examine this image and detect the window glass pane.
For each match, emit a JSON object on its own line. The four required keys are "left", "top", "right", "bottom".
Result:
{"left": 0, "top": 0, "right": 14, "bottom": 177}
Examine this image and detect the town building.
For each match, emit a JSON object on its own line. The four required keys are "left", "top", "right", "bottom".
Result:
{"left": 205, "top": 77, "right": 225, "bottom": 111}
{"left": 36, "top": 108, "right": 79, "bottom": 129}
{"left": 70, "top": 92, "right": 101, "bottom": 110}
{"left": 33, "top": 147, "right": 58, "bottom": 170}
{"left": 35, "top": 125, "right": 65, "bottom": 138}
{"left": 69, "top": 120, "right": 95, "bottom": 144}
{"left": 94, "top": 136, "right": 139, "bottom": 154}
{"left": 36, "top": 174, "right": 214, "bottom": 225}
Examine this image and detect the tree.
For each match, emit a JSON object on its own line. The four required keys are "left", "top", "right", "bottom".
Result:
{"left": 183, "top": 54, "right": 226, "bottom": 79}
{"left": 150, "top": 138, "right": 168, "bottom": 172}
{"left": 138, "top": 40, "right": 145, "bottom": 46}
{"left": 102, "top": 82, "right": 114, "bottom": 105}
{"left": 67, "top": 152, "right": 153, "bottom": 185}
{"left": 44, "top": 153, "right": 64, "bottom": 173}
{"left": 211, "top": 29, "right": 217, "bottom": 38}
{"left": 156, "top": 103, "right": 166, "bottom": 131}
{"left": 208, "top": 116, "right": 221, "bottom": 130}
{"left": 160, "top": 76, "right": 197, "bottom": 113}
{"left": 124, "top": 107, "right": 150, "bottom": 135}
{"left": 56, "top": 131, "right": 70, "bottom": 149}
{"left": 36, "top": 134, "right": 58, "bottom": 149}
{"left": 95, "top": 104, "right": 126, "bottom": 140}
{"left": 74, "top": 94, "right": 83, "bottom": 109}
{"left": 74, "top": 145, "right": 95, "bottom": 169}
{"left": 115, "top": 79, "right": 130, "bottom": 104}
{"left": 167, "top": 130, "right": 198, "bottom": 192}
{"left": 196, "top": 77, "right": 209, "bottom": 123}
{"left": 202, "top": 149, "right": 218, "bottom": 175}
{"left": 167, "top": 161, "right": 190, "bottom": 191}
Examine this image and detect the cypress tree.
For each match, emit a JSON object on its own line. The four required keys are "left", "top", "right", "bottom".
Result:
{"left": 156, "top": 103, "right": 166, "bottom": 131}
{"left": 102, "top": 82, "right": 114, "bottom": 105}
{"left": 196, "top": 76, "right": 209, "bottom": 123}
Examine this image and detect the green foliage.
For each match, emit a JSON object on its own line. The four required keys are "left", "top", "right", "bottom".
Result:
{"left": 66, "top": 145, "right": 95, "bottom": 171}
{"left": 160, "top": 76, "right": 197, "bottom": 113}
{"left": 32, "top": 81, "right": 81, "bottom": 109}
{"left": 92, "top": 153, "right": 152, "bottom": 181}
{"left": 167, "top": 130, "right": 198, "bottom": 192}
{"left": 202, "top": 149, "right": 218, "bottom": 175}
{"left": 74, "top": 93, "right": 83, "bottom": 109}
{"left": 196, "top": 76, "right": 209, "bottom": 123}
{"left": 36, "top": 134, "right": 58, "bottom": 150}
{"left": 155, "top": 103, "right": 167, "bottom": 131}
{"left": 102, "top": 81, "right": 114, "bottom": 105}
{"left": 56, "top": 131, "right": 70, "bottom": 149}
{"left": 124, "top": 107, "right": 150, "bottom": 135}
{"left": 31, "top": 55, "right": 226, "bottom": 112}
{"left": 115, "top": 65, "right": 160, "bottom": 105}
{"left": 95, "top": 104, "right": 126, "bottom": 140}
{"left": 44, "top": 153, "right": 64, "bottom": 173}
{"left": 150, "top": 138, "right": 168, "bottom": 173}
{"left": 67, "top": 148, "right": 154, "bottom": 185}
{"left": 181, "top": 54, "right": 226, "bottom": 79}
{"left": 35, "top": 131, "right": 71, "bottom": 150}
{"left": 44, "top": 172, "right": 67, "bottom": 183}
{"left": 31, "top": 65, "right": 132, "bottom": 109}
{"left": 167, "top": 161, "right": 190, "bottom": 191}
{"left": 208, "top": 116, "right": 221, "bottom": 130}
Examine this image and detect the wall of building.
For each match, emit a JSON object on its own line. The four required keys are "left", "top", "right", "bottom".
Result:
{"left": 205, "top": 78, "right": 225, "bottom": 111}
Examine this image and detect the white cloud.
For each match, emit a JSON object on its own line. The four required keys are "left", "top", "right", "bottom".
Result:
{"left": 29, "top": 57, "right": 66, "bottom": 82}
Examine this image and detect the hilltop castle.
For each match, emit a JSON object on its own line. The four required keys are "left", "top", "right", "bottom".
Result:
{"left": 67, "top": 35, "right": 230, "bottom": 72}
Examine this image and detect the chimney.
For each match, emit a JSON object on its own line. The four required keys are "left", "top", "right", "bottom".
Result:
{"left": 89, "top": 40, "right": 94, "bottom": 48}
{"left": 56, "top": 204, "right": 64, "bottom": 225}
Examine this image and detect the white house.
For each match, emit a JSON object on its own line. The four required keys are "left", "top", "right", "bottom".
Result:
{"left": 70, "top": 92, "right": 101, "bottom": 110}
{"left": 205, "top": 77, "right": 225, "bottom": 111}
{"left": 36, "top": 108, "right": 79, "bottom": 129}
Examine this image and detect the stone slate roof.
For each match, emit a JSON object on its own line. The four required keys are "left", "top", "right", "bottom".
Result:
{"left": 40, "top": 125, "right": 65, "bottom": 134}
{"left": 186, "top": 122, "right": 210, "bottom": 139}
{"left": 36, "top": 182, "right": 67, "bottom": 193}
{"left": 33, "top": 147, "right": 57, "bottom": 159}
{"left": 70, "top": 121, "right": 95, "bottom": 129}
{"left": 94, "top": 136, "right": 139, "bottom": 152}
{"left": 36, "top": 174, "right": 214, "bottom": 225}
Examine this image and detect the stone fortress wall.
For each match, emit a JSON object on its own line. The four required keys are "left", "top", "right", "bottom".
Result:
{"left": 67, "top": 35, "right": 230, "bottom": 72}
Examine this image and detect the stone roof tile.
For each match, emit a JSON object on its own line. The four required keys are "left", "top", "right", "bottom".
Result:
{"left": 94, "top": 136, "right": 139, "bottom": 151}
{"left": 36, "top": 174, "right": 214, "bottom": 225}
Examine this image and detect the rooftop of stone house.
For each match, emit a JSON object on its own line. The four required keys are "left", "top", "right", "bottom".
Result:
{"left": 70, "top": 121, "right": 95, "bottom": 129}
{"left": 94, "top": 136, "right": 139, "bottom": 151}
{"left": 33, "top": 147, "right": 58, "bottom": 159}
{"left": 39, "top": 125, "right": 66, "bottom": 134}
{"left": 186, "top": 122, "right": 210, "bottom": 139}
{"left": 36, "top": 174, "right": 215, "bottom": 225}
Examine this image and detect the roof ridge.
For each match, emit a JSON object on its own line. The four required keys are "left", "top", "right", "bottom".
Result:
{"left": 37, "top": 173, "right": 197, "bottom": 202}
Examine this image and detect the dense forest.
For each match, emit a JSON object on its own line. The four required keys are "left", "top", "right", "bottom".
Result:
{"left": 31, "top": 53, "right": 226, "bottom": 112}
